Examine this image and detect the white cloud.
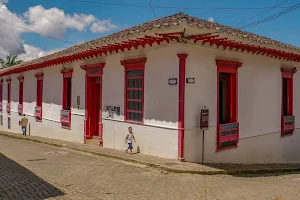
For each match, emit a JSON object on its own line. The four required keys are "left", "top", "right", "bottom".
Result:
{"left": 208, "top": 17, "right": 214, "bottom": 22}
{"left": 23, "top": 5, "right": 106, "bottom": 38}
{"left": 90, "top": 19, "right": 118, "bottom": 33}
{"left": 0, "top": 0, "right": 8, "bottom": 4}
{"left": 0, "top": 4, "right": 26, "bottom": 58}
{"left": 0, "top": 4, "right": 118, "bottom": 60}
{"left": 18, "top": 44, "right": 63, "bottom": 61}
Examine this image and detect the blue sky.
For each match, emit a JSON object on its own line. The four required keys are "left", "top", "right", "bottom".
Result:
{"left": 2, "top": 0, "right": 300, "bottom": 59}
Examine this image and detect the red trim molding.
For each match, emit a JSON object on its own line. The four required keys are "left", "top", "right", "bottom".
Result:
{"left": 6, "top": 79, "right": 11, "bottom": 114}
{"left": 216, "top": 60, "right": 242, "bottom": 73}
{"left": 216, "top": 59, "right": 242, "bottom": 151}
{"left": 18, "top": 76, "right": 24, "bottom": 115}
{"left": 177, "top": 53, "right": 188, "bottom": 161}
{"left": 121, "top": 57, "right": 147, "bottom": 66}
{"left": 0, "top": 79, "right": 3, "bottom": 112}
{"left": 281, "top": 67, "right": 296, "bottom": 136}
{"left": 35, "top": 73, "right": 44, "bottom": 121}
{"left": 61, "top": 69, "right": 73, "bottom": 129}
{"left": 281, "top": 67, "right": 297, "bottom": 78}
{"left": 81, "top": 62, "right": 105, "bottom": 145}
{"left": 61, "top": 69, "right": 73, "bottom": 78}
{"left": 35, "top": 73, "right": 44, "bottom": 80}
{"left": 121, "top": 57, "right": 146, "bottom": 124}
{"left": 80, "top": 63, "right": 105, "bottom": 70}
{"left": 121, "top": 57, "right": 147, "bottom": 71}
{"left": 17, "top": 76, "right": 24, "bottom": 82}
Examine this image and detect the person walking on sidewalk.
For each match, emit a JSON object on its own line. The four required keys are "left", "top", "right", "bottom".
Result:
{"left": 20, "top": 114, "right": 28, "bottom": 136}
{"left": 125, "top": 127, "right": 136, "bottom": 155}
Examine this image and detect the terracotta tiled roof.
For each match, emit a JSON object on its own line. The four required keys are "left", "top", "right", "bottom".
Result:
{"left": 2, "top": 12, "right": 300, "bottom": 72}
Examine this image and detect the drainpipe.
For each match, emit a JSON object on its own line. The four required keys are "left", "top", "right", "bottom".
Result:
{"left": 177, "top": 54, "right": 188, "bottom": 161}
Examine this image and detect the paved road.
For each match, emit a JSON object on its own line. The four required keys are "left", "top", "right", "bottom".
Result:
{"left": 0, "top": 136, "right": 300, "bottom": 200}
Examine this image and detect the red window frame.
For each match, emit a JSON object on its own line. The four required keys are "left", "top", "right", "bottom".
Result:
{"left": 216, "top": 60, "right": 242, "bottom": 151}
{"left": 121, "top": 58, "right": 146, "bottom": 124}
{"left": 17, "top": 76, "right": 24, "bottom": 115}
{"left": 35, "top": 73, "right": 44, "bottom": 121}
{"left": 6, "top": 78, "right": 11, "bottom": 114}
{"left": 0, "top": 79, "right": 3, "bottom": 112}
{"left": 61, "top": 69, "right": 73, "bottom": 129}
{"left": 281, "top": 68, "right": 296, "bottom": 136}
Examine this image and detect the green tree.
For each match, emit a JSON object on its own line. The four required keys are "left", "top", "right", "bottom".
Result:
{"left": 0, "top": 54, "right": 23, "bottom": 68}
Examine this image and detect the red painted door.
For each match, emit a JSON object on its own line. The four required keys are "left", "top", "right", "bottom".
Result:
{"left": 94, "top": 83, "right": 100, "bottom": 136}
{"left": 89, "top": 79, "right": 100, "bottom": 136}
{"left": 98, "top": 81, "right": 103, "bottom": 146}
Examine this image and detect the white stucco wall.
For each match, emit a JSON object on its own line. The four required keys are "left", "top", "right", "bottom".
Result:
{"left": 0, "top": 63, "right": 85, "bottom": 143}
{"left": 1, "top": 41, "right": 300, "bottom": 163}
{"left": 184, "top": 44, "right": 300, "bottom": 164}
{"left": 101, "top": 44, "right": 180, "bottom": 158}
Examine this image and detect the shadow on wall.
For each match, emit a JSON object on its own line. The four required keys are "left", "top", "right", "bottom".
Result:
{"left": 0, "top": 153, "right": 64, "bottom": 199}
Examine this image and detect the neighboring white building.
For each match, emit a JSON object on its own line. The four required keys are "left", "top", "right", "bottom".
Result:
{"left": 1, "top": 12, "right": 300, "bottom": 164}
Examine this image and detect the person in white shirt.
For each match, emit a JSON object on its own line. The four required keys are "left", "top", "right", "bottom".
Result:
{"left": 125, "top": 127, "right": 136, "bottom": 155}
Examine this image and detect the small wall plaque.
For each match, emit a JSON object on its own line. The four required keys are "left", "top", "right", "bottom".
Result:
{"left": 186, "top": 78, "right": 195, "bottom": 84}
{"left": 168, "top": 78, "right": 177, "bottom": 85}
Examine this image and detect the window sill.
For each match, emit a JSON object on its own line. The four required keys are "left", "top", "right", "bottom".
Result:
{"left": 281, "top": 132, "right": 294, "bottom": 137}
{"left": 124, "top": 120, "right": 144, "bottom": 125}
{"left": 62, "top": 126, "right": 71, "bottom": 130}
{"left": 216, "top": 145, "right": 238, "bottom": 152}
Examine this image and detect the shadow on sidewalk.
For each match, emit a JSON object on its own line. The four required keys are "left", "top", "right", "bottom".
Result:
{"left": 0, "top": 153, "right": 64, "bottom": 199}
{"left": 203, "top": 163, "right": 300, "bottom": 177}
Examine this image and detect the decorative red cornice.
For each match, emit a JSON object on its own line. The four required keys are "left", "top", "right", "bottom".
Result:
{"left": 61, "top": 69, "right": 73, "bottom": 78}
{"left": 121, "top": 58, "right": 147, "bottom": 71}
{"left": 177, "top": 54, "right": 188, "bottom": 59}
{"left": 216, "top": 59, "right": 243, "bottom": 73}
{"left": 35, "top": 73, "right": 44, "bottom": 78}
{"left": 120, "top": 57, "right": 147, "bottom": 66}
{"left": 61, "top": 69, "right": 73, "bottom": 74}
{"left": 17, "top": 76, "right": 24, "bottom": 82}
{"left": 281, "top": 67, "right": 297, "bottom": 78}
{"left": 216, "top": 60, "right": 243, "bottom": 68}
{"left": 80, "top": 63, "right": 105, "bottom": 70}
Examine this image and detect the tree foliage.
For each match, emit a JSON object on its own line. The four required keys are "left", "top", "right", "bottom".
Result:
{"left": 0, "top": 54, "right": 23, "bottom": 68}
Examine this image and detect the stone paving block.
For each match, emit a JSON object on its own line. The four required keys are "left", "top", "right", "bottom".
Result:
{"left": 0, "top": 135, "right": 300, "bottom": 199}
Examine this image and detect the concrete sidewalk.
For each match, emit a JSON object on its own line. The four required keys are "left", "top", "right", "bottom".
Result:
{"left": 1, "top": 131, "right": 300, "bottom": 175}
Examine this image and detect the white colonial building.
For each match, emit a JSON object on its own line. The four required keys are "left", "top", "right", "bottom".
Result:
{"left": 1, "top": 12, "right": 300, "bottom": 164}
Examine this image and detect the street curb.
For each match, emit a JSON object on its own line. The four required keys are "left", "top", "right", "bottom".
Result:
{"left": 1, "top": 131, "right": 300, "bottom": 175}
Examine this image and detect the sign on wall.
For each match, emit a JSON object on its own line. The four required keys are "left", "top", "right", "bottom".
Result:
{"left": 186, "top": 78, "right": 195, "bottom": 84}
{"left": 18, "top": 104, "right": 23, "bottom": 116}
{"left": 200, "top": 108, "right": 209, "bottom": 130}
{"left": 34, "top": 106, "right": 42, "bottom": 121}
{"left": 105, "top": 105, "right": 121, "bottom": 118}
{"left": 168, "top": 78, "right": 177, "bottom": 85}
{"left": 61, "top": 109, "right": 71, "bottom": 129}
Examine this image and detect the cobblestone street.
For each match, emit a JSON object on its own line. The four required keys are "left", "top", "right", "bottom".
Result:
{"left": 0, "top": 136, "right": 300, "bottom": 200}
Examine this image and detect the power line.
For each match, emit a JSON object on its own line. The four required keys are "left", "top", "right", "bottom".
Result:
{"left": 238, "top": 3, "right": 300, "bottom": 29}
{"left": 233, "top": 0, "right": 289, "bottom": 27}
{"left": 0, "top": 18, "right": 75, "bottom": 45}
{"left": 66, "top": 0, "right": 291, "bottom": 10}
{"left": 148, "top": 0, "right": 158, "bottom": 19}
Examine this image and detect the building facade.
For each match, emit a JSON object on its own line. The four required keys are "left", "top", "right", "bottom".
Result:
{"left": 1, "top": 13, "right": 300, "bottom": 164}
